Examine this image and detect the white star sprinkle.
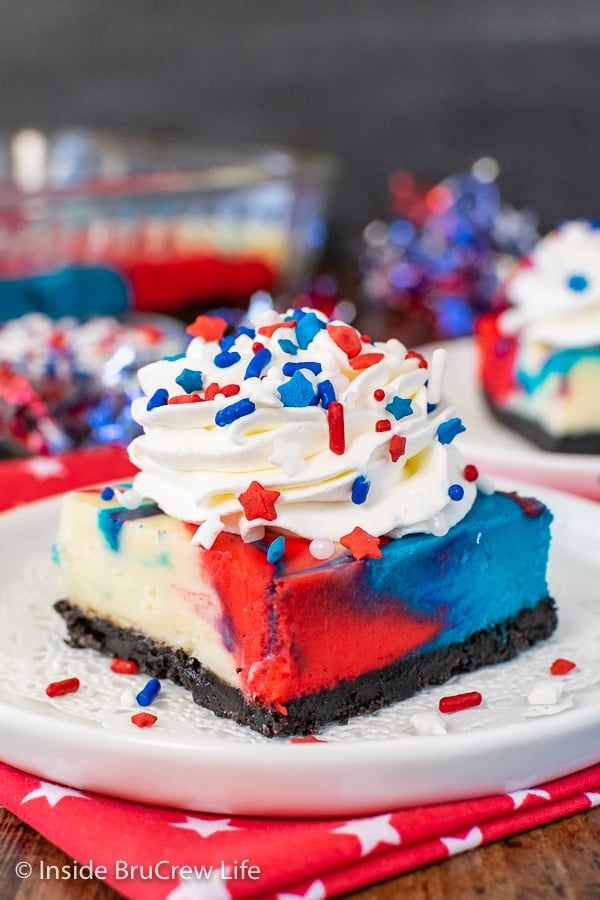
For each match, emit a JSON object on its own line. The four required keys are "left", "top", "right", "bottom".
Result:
{"left": 268, "top": 439, "right": 306, "bottom": 477}
{"left": 278, "top": 879, "right": 326, "bottom": 900}
{"left": 506, "top": 788, "right": 551, "bottom": 809}
{"left": 170, "top": 816, "right": 240, "bottom": 839}
{"left": 332, "top": 813, "right": 400, "bottom": 856}
{"left": 191, "top": 517, "right": 223, "bottom": 549}
{"left": 440, "top": 826, "right": 483, "bottom": 856}
{"left": 21, "top": 781, "right": 88, "bottom": 808}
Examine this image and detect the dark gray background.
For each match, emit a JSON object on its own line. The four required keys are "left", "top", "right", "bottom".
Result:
{"left": 2, "top": 1, "right": 599, "bottom": 235}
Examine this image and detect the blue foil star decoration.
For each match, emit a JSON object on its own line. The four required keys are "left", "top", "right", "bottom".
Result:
{"left": 385, "top": 396, "right": 413, "bottom": 420}
{"left": 437, "top": 417, "right": 466, "bottom": 444}
{"left": 295, "top": 312, "right": 326, "bottom": 350}
{"left": 175, "top": 368, "right": 203, "bottom": 393}
{"left": 277, "top": 370, "right": 317, "bottom": 407}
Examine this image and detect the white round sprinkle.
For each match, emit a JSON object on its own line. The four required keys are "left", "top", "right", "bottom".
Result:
{"left": 410, "top": 711, "right": 447, "bottom": 736}
{"left": 119, "top": 688, "right": 136, "bottom": 708}
{"left": 309, "top": 538, "right": 334, "bottom": 560}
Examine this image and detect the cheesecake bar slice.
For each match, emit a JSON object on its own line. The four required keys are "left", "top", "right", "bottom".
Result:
{"left": 55, "top": 486, "right": 556, "bottom": 736}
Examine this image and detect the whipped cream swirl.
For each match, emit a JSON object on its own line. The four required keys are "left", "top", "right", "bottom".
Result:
{"left": 500, "top": 221, "right": 600, "bottom": 348}
{"left": 129, "top": 309, "right": 476, "bottom": 543}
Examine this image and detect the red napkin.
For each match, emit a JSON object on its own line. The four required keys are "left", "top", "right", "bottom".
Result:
{"left": 1, "top": 448, "right": 598, "bottom": 897}
{"left": 0, "top": 761, "right": 599, "bottom": 899}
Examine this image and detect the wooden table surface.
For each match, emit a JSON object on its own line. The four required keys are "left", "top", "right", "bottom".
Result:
{"left": 2, "top": 804, "right": 600, "bottom": 898}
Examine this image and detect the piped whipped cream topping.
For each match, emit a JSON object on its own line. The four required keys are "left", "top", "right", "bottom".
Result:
{"left": 129, "top": 309, "right": 477, "bottom": 545}
{"left": 500, "top": 221, "right": 600, "bottom": 348}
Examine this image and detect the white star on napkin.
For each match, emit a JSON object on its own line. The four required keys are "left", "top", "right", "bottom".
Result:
{"left": 171, "top": 816, "right": 240, "bottom": 839}
{"left": 21, "top": 780, "right": 88, "bottom": 808}
{"left": 440, "top": 826, "right": 483, "bottom": 856}
{"left": 332, "top": 813, "right": 400, "bottom": 856}
{"left": 506, "top": 788, "right": 551, "bottom": 809}
{"left": 278, "top": 878, "right": 326, "bottom": 900}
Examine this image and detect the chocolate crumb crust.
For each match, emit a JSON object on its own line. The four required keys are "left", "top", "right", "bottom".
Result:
{"left": 55, "top": 597, "right": 557, "bottom": 738}
{"left": 483, "top": 392, "right": 600, "bottom": 455}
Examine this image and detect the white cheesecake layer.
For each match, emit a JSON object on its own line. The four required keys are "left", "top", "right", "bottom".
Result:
{"left": 56, "top": 491, "right": 240, "bottom": 687}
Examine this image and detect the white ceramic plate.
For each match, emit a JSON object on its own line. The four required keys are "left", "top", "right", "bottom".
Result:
{"left": 420, "top": 338, "right": 600, "bottom": 501}
{"left": 0, "top": 484, "right": 600, "bottom": 818}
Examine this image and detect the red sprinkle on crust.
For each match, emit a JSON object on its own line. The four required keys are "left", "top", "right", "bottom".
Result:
{"left": 550, "top": 658, "right": 576, "bottom": 676}
{"left": 340, "top": 526, "right": 382, "bottom": 560}
{"left": 328, "top": 401, "right": 346, "bottom": 454}
{"left": 257, "top": 321, "right": 296, "bottom": 338}
{"left": 238, "top": 481, "right": 281, "bottom": 521}
{"left": 131, "top": 713, "right": 158, "bottom": 728}
{"left": 290, "top": 735, "right": 327, "bottom": 743}
{"left": 46, "top": 677, "right": 80, "bottom": 698}
{"left": 350, "top": 352, "right": 385, "bottom": 370}
{"left": 168, "top": 394, "right": 203, "bottom": 404}
{"left": 110, "top": 658, "right": 140, "bottom": 675}
{"left": 463, "top": 464, "right": 479, "bottom": 482}
{"left": 326, "top": 323, "right": 362, "bottom": 359}
{"left": 376, "top": 419, "right": 392, "bottom": 432}
{"left": 373, "top": 388, "right": 386, "bottom": 402}
{"left": 186, "top": 315, "right": 227, "bottom": 342}
{"left": 439, "top": 691, "right": 482, "bottom": 714}
{"left": 389, "top": 434, "right": 407, "bottom": 462}
{"left": 405, "top": 350, "right": 428, "bottom": 369}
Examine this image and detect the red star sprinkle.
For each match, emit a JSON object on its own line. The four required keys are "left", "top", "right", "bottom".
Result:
{"left": 238, "top": 480, "right": 281, "bottom": 521}
{"left": 389, "top": 434, "right": 406, "bottom": 462}
{"left": 257, "top": 321, "right": 296, "bottom": 338}
{"left": 350, "top": 352, "right": 384, "bottom": 370}
{"left": 340, "top": 526, "right": 382, "bottom": 560}
{"left": 186, "top": 315, "right": 228, "bottom": 342}
{"left": 326, "top": 323, "right": 362, "bottom": 359}
{"left": 405, "top": 350, "right": 428, "bottom": 369}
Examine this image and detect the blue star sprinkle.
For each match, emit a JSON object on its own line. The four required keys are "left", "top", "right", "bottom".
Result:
{"left": 163, "top": 352, "right": 186, "bottom": 362}
{"left": 214, "top": 350, "right": 241, "bottom": 368}
{"left": 175, "top": 368, "right": 203, "bottom": 393}
{"left": 295, "top": 312, "right": 326, "bottom": 350}
{"left": 278, "top": 339, "right": 298, "bottom": 355}
{"left": 266, "top": 535, "right": 286, "bottom": 564}
{"left": 385, "top": 396, "right": 413, "bottom": 421}
{"left": 567, "top": 273, "right": 589, "bottom": 292}
{"left": 437, "top": 417, "right": 466, "bottom": 444}
{"left": 282, "top": 361, "right": 323, "bottom": 377}
{"left": 215, "top": 398, "right": 256, "bottom": 426}
{"left": 147, "top": 388, "right": 169, "bottom": 411}
{"left": 448, "top": 483, "right": 465, "bottom": 501}
{"left": 245, "top": 347, "right": 272, "bottom": 379}
{"left": 351, "top": 475, "right": 370, "bottom": 505}
{"left": 317, "top": 379, "right": 336, "bottom": 409}
{"left": 277, "top": 371, "right": 317, "bottom": 407}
